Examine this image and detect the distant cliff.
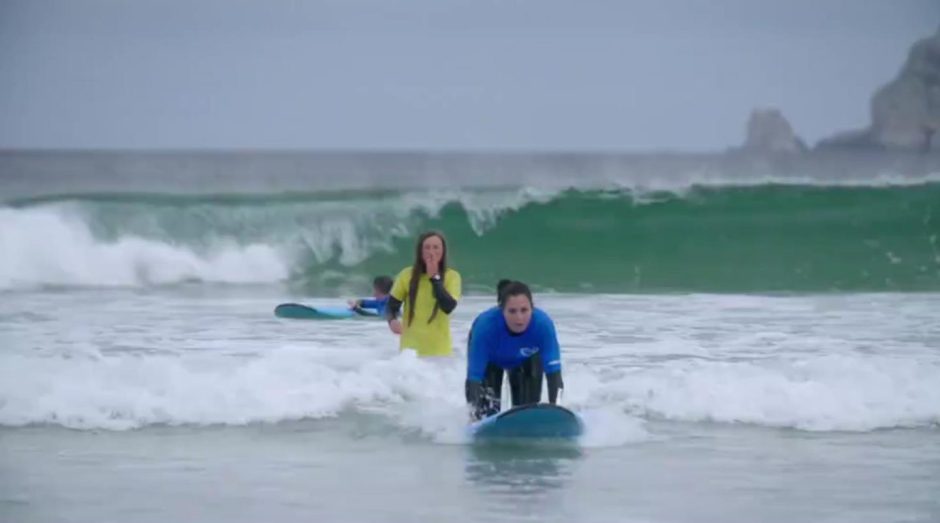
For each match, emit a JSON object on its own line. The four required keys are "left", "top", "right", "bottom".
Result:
{"left": 818, "top": 27, "right": 940, "bottom": 152}
{"left": 738, "top": 108, "right": 807, "bottom": 155}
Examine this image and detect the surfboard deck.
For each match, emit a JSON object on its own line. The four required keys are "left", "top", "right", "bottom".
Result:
{"left": 274, "top": 303, "right": 378, "bottom": 320}
{"left": 469, "top": 403, "right": 583, "bottom": 441}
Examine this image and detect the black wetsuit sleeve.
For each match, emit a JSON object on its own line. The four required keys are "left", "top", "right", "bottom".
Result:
{"left": 385, "top": 296, "right": 402, "bottom": 322}
{"left": 465, "top": 380, "right": 483, "bottom": 404}
{"left": 430, "top": 277, "right": 457, "bottom": 314}
{"left": 546, "top": 371, "right": 564, "bottom": 404}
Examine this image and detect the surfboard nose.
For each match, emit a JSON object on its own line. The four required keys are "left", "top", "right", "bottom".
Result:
{"left": 471, "top": 403, "right": 584, "bottom": 440}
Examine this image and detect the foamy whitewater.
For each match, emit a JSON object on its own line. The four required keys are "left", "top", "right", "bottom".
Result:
{"left": 0, "top": 188, "right": 561, "bottom": 289}
{"left": 3, "top": 293, "right": 939, "bottom": 434}
{"left": 2, "top": 290, "right": 939, "bottom": 523}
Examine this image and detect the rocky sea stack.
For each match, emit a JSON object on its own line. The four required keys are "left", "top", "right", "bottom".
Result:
{"left": 740, "top": 108, "right": 807, "bottom": 154}
{"left": 818, "top": 27, "right": 940, "bottom": 152}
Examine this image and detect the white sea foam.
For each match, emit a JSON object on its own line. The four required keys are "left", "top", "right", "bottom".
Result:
{"left": 1, "top": 334, "right": 936, "bottom": 435}
{"left": 0, "top": 207, "right": 288, "bottom": 288}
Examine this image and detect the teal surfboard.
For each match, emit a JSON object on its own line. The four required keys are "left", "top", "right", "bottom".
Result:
{"left": 469, "top": 403, "right": 583, "bottom": 441}
{"left": 274, "top": 303, "right": 379, "bottom": 320}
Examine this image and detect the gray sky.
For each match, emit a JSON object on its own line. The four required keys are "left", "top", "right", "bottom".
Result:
{"left": 1, "top": 0, "right": 937, "bottom": 151}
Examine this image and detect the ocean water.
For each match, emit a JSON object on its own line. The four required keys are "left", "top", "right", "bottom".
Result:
{"left": 1, "top": 151, "right": 939, "bottom": 522}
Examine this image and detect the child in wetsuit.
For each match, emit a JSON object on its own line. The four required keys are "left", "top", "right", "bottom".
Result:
{"left": 348, "top": 275, "right": 393, "bottom": 316}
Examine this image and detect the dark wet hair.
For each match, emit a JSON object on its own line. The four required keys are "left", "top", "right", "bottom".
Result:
{"left": 499, "top": 280, "right": 532, "bottom": 308}
{"left": 406, "top": 230, "right": 448, "bottom": 326}
{"left": 496, "top": 279, "right": 512, "bottom": 301}
{"left": 373, "top": 275, "right": 393, "bottom": 294}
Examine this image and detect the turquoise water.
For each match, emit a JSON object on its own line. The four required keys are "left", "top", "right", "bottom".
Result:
{"left": 2, "top": 152, "right": 939, "bottom": 522}
{"left": 3, "top": 183, "right": 939, "bottom": 293}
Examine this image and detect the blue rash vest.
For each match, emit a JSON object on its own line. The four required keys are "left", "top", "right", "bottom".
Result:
{"left": 467, "top": 306, "right": 562, "bottom": 381}
{"left": 357, "top": 296, "right": 389, "bottom": 316}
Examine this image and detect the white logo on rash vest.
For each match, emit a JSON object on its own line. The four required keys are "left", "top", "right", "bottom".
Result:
{"left": 519, "top": 347, "right": 540, "bottom": 357}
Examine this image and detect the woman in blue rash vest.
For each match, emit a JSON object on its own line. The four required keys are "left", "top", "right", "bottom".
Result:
{"left": 465, "top": 280, "right": 565, "bottom": 421}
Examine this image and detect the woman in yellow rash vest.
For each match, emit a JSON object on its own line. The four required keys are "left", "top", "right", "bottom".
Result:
{"left": 385, "top": 231, "right": 462, "bottom": 357}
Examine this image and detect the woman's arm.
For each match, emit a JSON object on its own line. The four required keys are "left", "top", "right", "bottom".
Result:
{"left": 546, "top": 371, "right": 564, "bottom": 404}
{"left": 430, "top": 275, "right": 457, "bottom": 314}
{"left": 384, "top": 296, "right": 402, "bottom": 321}
{"left": 541, "top": 314, "right": 564, "bottom": 404}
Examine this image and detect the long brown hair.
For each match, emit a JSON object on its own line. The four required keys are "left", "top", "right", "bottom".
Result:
{"left": 406, "top": 230, "right": 448, "bottom": 326}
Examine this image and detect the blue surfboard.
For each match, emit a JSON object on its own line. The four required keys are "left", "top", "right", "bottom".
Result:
{"left": 274, "top": 303, "right": 379, "bottom": 320}
{"left": 469, "top": 403, "right": 583, "bottom": 441}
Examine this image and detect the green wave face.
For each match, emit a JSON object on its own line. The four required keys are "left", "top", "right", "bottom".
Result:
{"left": 6, "top": 184, "right": 940, "bottom": 293}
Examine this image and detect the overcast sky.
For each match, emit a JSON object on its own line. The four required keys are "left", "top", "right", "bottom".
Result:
{"left": 1, "top": 0, "right": 937, "bottom": 151}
